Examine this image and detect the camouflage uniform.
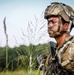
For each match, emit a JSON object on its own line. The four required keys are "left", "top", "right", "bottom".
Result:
{"left": 55, "top": 35, "right": 74, "bottom": 75}
{"left": 41, "top": 36, "right": 74, "bottom": 75}
{"left": 56, "top": 36, "right": 74, "bottom": 72}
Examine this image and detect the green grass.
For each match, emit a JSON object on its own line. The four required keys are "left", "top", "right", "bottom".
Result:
{"left": 0, "top": 70, "right": 43, "bottom": 75}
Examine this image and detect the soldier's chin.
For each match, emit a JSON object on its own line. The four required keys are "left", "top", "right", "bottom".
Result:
{"left": 49, "top": 32, "right": 61, "bottom": 38}
{"left": 49, "top": 34, "right": 55, "bottom": 38}
{"left": 48, "top": 31, "right": 56, "bottom": 37}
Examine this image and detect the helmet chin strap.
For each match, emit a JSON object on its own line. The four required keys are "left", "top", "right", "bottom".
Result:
{"left": 50, "top": 24, "right": 68, "bottom": 38}
{"left": 50, "top": 24, "right": 62, "bottom": 37}
{"left": 67, "top": 20, "right": 72, "bottom": 33}
{"left": 67, "top": 16, "right": 74, "bottom": 33}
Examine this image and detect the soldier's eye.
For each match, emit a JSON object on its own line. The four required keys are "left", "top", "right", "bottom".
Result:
{"left": 53, "top": 20, "right": 59, "bottom": 24}
{"left": 48, "top": 20, "right": 53, "bottom": 24}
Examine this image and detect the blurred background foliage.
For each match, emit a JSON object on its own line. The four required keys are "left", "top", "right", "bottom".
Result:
{"left": 0, "top": 42, "right": 50, "bottom": 72}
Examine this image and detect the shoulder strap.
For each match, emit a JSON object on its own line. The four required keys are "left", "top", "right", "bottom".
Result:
{"left": 57, "top": 36, "right": 74, "bottom": 63}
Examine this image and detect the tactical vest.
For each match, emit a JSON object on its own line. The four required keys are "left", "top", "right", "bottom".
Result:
{"left": 39, "top": 36, "right": 74, "bottom": 75}
{"left": 43, "top": 36, "right": 74, "bottom": 75}
{"left": 56, "top": 36, "right": 74, "bottom": 72}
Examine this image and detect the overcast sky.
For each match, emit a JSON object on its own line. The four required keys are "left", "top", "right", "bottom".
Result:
{"left": 0, "top": 0, "right": 74, "bottom": 47}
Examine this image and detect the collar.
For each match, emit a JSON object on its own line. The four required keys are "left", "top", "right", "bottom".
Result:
{"left": 55, "top": 35, "right": 73, "bottom": 50}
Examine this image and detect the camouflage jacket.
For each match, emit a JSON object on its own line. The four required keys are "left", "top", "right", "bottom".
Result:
{"left": 56, "top": 36, "right": 74, "bottom": 73}
{"left": 40, "top": 36, "right": 74, "bottom": 75}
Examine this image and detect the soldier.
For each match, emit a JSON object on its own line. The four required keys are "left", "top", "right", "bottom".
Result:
{"left": 43, "top": 2, "right": 74, "bottom": 75}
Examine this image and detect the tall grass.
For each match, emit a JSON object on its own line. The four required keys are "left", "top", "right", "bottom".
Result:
{"left": 1, "top": 13, "right": 48, "bottom": 75}
{"left": 21, "top": 13, "right": 47, "bottom": 75}
{"left": 3, "top": 17, "right": 8, "bottom": 74}
{"left": 0, "top": 70, "right": 42, "bottom": 75}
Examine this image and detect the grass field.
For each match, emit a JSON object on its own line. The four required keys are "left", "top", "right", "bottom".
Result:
{"left": 0, "top": 70, "right": 43, "bottom": 75}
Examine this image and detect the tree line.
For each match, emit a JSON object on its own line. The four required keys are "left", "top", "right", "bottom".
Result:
{"left": 0, "top": 42, "right": 50, "bottom": 71}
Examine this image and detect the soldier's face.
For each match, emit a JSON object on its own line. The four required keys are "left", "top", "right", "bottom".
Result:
{"left": 47, "top": 16, "right": 63, "bottom": 37}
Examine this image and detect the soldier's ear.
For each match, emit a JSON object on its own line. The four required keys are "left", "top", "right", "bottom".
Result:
{"left": 63, "top": 23, "right": 69, "bottom": 30}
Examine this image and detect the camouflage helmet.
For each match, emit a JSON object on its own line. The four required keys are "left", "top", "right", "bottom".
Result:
{"left": 44, "top": 2, "right": 74, "bottom": 28}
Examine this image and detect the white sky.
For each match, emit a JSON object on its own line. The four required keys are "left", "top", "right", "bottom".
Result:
{"left": 0, "top": 0, "right": 74, "bottom": 47}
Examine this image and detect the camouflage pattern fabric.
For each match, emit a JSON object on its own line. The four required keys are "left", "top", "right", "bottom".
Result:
{"left": 40, "top": 36, "right": 74, "bottom": 75}
{"left": 56, "top": 36, "right": 74, "bottom": 72}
